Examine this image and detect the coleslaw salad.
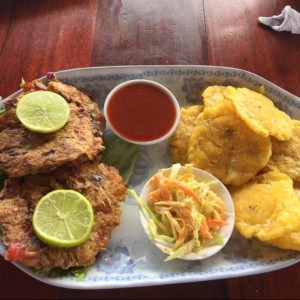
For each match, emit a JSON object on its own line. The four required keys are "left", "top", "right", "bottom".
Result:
{"left": 129, "top": 164, "right": 235, "bottom": 261}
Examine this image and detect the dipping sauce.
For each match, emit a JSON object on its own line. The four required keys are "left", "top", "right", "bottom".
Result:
{"left": 104, "top": 80, "right": 180, "bottom": 145}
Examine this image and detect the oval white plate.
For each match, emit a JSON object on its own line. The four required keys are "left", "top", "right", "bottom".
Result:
{"left": 1, "top": 65, "right": 300, "bottom": 289}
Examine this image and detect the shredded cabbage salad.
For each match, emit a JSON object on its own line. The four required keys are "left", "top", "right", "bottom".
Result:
{"left": 129, "top": 164, "right": 229, "bottom": 261}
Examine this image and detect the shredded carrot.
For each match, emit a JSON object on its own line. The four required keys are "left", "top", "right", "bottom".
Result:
{"left": 149, "top": 188, "right": 162, "bottom": 202}
{"left": 160, "top": 186, "right": 170, "bottom": 200}
{"left": 164, "top": 180, "right": 202, "bottom": 207}
{"left": 179, "top": 207, "right": 192, "bottom": 218}
{"left": 200, "top": 219, "right": 213, "bottom": 239}
{"left": 178, "top": 225, "right": 186, "bottom": 240}
{"left": 210, "top": 210, "right": 222, "bottom": 221}
{"left": 149, "top": 176, "right": 161, "bottom": 190}
{"left": 218, "top": 210, "right": 229, "bottom": 219}
{"left": 207, "top": 219, "right": 227, "bottom": 228}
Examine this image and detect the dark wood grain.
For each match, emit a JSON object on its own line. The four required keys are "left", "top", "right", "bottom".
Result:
{"left": 1, "top": 0, "right": 300, "bottom": 299}
{"left": 0, "top": 1, "right": 14, "bottom": 52}
{"left": 0, "top": 0, "right": 98, "bottom": 98}
{"left": 205, "top": 0, "right": 300, "bottom": 97}
{"left": 91, "top": 0, "right": 207, "bottom": 66}
{"left": 0, "top": 256, "right": 59, "bottom": 299}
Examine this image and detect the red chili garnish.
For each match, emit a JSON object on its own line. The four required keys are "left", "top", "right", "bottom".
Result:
{"left": 6, "top": 243, "right": 23, "bottom": 261}
{"left": 23, "top": 82, "right": 35, "bottom": 92}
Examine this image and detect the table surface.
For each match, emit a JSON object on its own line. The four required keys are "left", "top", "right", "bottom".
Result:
{"left": 1, "top": 0, "right": 300, "bottom": 299}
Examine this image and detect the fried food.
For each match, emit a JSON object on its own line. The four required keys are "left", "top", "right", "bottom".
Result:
{"left": 202, "top": 85, "right": 227, "bottom": 107}
{"left": 266, "top": 230, "right": 300, "bottom": 251}
{"left": 168, "top": 83, "right": 300, "bottom": 253}
{"left": 227, "top": 86, "right": 294, "bottom": 141}
{"left": 169, "top": 105, "right": 204, "bottom": 164}
{"left": 267, "top": 120, "right": 300, "bottom": 181}
{"left": 0, "top": 79, "right": 106, "bottom": 177}
{"left": 187, "top": 100, "right": 272, "bottom": 185}
{"left": 230, "top": 170, "right": 300, "bottom": 242}
{"left": 0, "top": 160, "right": 127, "bottom": 270}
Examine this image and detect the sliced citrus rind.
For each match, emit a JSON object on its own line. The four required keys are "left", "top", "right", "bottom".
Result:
{"left": 32, "top": 189, "right": 94, "bottom": 248}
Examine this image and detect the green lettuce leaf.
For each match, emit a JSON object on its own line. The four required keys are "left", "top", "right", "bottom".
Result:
{"left": 102, "top": 133, "right": 140, "bottom": 183}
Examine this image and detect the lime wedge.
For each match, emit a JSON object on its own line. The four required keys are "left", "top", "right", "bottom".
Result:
{"left": 16, "top": 91, "right": 70, "bottom": 133}
{"left": 32, "top": 190, "right": 94, "bottom": 248}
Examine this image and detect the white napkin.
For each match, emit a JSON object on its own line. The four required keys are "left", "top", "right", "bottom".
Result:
{"left": 258, "top": 5, "right": 300, "bottom": 34}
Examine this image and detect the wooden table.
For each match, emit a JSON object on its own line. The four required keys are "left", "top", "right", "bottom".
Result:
{"left": 1, "top": 0, "right": 300, "bottom": 299}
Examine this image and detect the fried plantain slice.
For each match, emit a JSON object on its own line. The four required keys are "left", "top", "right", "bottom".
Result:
{"left": 227, "top": 86, "right": 294, "bottom": 141}
{"left": 267, "top": 120, "right": 300, "bottom": 181}
{"left": 187, "top": 100, "right": 272, "bottom": 185}
{"left": 202, "top": 85, "right": 227, "bottom": 108}
{"left": 169, "top": 105, "right": 204, "bottom": 164}
{"left": 230, "top": 170, "right": 300, "bottom": 242}
{"left": 266, "top": 230, "right": 300, "bottom": 251}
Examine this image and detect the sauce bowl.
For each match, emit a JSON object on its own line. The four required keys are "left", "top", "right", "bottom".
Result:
{"left": 104, "top": 79, "right": 180, "bottom": 145}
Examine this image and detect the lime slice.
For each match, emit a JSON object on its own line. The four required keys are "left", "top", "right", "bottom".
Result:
{"left": 16, "top": 91, "right": 70, "bottom": 133}
{"left": 32, "top": 190, "right": 94, "bottom": 248}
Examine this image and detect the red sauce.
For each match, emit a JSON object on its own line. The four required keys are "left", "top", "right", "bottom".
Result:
{"left": 106, "top": 82, "right": 177, "bottom": 143}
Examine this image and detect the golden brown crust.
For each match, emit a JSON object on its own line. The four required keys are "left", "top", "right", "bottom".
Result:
{"left": 0, "top": 80, "right": 106, "bottom": 177}
{"left": 0, "top": 198, "right": 31, "bottom": 245}
{"left": 188, "top": 100, "right": 272, "bottom": 185}
{"left": 228, "top": 86, "right": 294, "bottom": 141}
{"left": 169, "top": 105, "right": 204, "bottom": 164}
{"left": 230, "top": 170, "right": 300, "bottom": 242}
{"left": 0, "top": 161, "right": 127, "bottom": 270}
{"left": 268, "top": 120, "right": 300, "bottom": 181}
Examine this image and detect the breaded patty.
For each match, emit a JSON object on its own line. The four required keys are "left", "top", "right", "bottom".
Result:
{"left": 0, "top": 160, "right": 127, "bottom": 270}
{"left": 0, "top": 80, "right": 106, "bottom": 177}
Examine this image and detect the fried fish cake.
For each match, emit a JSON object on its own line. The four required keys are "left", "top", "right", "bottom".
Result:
{"left": 187, "top": 100, "right": 272, "bottom": 185}
{"left": 230, "top": 170, "right": 300, "bottom": 242}
{"left": 169, "top": 105, "right": 204, "bottom": 164}
{"left": 202, "top": 85, "right": 227, "bottom": 108}
{"left": 227, "top": 86, "right": 294, "bottom": 141}
{"left": 267, "top": 120, "right": 300, "bottom": 181}
{"left": 0, "top": 79, "right": 106, "bottom": 177}
{"left": 0, "top": 160, "right": 127, "bottom": 270}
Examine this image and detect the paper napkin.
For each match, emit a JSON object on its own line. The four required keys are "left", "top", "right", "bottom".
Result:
{"left": 258, "top": 5, "right": 300, "bottom": 34}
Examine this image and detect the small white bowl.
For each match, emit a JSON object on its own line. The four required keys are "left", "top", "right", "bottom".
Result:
{"left": 104, "top": 79, "right": 180, "bottom": 145}
{"left": 139, "top": 165, "right": 235, "bottom": 260}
